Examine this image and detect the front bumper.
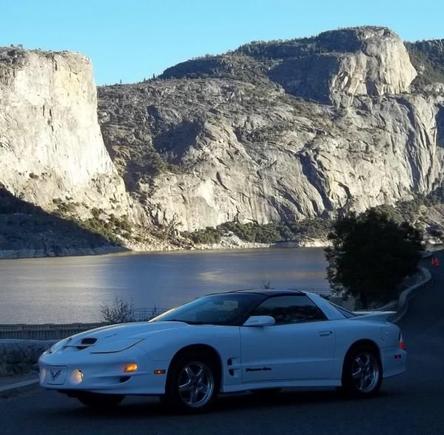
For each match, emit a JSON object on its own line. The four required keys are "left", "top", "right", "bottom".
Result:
{"left": 39, "top": 349, "right": 168, "bottom": 395}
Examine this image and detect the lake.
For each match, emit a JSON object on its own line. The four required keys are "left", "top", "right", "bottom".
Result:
{"left": 0, "top": 248, "right": 329, "bottom": 324}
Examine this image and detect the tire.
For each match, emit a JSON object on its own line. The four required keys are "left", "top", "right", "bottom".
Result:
{"left": 165, "top": 351, "right": 219, "bottom": 413}
{"left": 76, "top": 392, "right": 124, "bottom": 409}
{"left": 341, "top": 345, "right": 382, "bottom": 397}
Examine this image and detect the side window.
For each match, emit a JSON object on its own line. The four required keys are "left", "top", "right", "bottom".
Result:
{"left": 252, "top": 295, "right": 326, "bottom": 325}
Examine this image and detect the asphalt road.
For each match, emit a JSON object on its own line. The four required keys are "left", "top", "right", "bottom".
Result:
{"left": 1, "top": 255, "right": 444, "bottom": 435}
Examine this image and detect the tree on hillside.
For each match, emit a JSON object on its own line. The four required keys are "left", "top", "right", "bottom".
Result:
{"left": 325, "top": 208, "right": 423, "bottom": 308}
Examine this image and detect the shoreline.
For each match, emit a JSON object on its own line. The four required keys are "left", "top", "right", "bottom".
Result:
{"left": 0, "top": 245, "right": 127, "bottom": 260}
{"left": 0, "top": 237, "right": 329, "bottom": 261}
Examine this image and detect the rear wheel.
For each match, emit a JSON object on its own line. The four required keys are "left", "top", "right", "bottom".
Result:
{"left": 342, "top": 345, "right": 382, "bottom": 397}
{"left": 76, "top": 392, "right": 124, "bottom": 409}
{"left": 165, "top": 352, "right": 218, "bottom": 413}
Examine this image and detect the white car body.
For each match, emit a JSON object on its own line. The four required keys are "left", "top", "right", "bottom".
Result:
{"left": 39, "top": 291, "right": 406, "bottom": 396}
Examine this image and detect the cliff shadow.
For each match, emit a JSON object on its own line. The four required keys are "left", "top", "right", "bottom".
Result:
{"left": 437, "top": 105, "right": 444, "bottom": 147}
{"left": 0, "top": 186, "right": 125, "bottom": 258}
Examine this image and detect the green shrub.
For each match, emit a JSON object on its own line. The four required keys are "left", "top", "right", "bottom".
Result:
{"left": 183, "top": 227, "right": 222, "bottom": 244}
{"left": 325, "top": 208, "right": 423, "bottom": 308}
{"left": 182, "top": 218, "right": 332, "bottom": 245}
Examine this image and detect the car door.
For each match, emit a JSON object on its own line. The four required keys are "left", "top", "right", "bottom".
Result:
{"left": 240, "top": 295, "right": 335, "bottom": 383}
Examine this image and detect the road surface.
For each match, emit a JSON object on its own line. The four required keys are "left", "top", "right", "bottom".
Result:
{"left": 1, "top": 255, "right": 444, "bottom": 435}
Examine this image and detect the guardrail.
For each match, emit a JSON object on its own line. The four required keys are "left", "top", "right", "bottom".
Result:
{"left": 0, "top": 306, "right": 168, "bottom": 340}
{"left": 133, "top": 307, "right": 167, "bottom": 321}
{"left": 0, "top": 323, "right": 105, "bottom": 340}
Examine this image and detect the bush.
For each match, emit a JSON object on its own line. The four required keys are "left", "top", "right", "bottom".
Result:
{"left": 218, "top": 221, "right": 281, "bottom": 243}
{"left": 183, "top": 227, "right": 222, "bottom": 244}
{"left": 101, "top": 297, "right": 135, "bottom": 323}
{"left": 325, "top": 208, "right": 423, "bottom": 308}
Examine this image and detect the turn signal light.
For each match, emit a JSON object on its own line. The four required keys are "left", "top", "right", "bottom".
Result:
{"left": 123, "top": 362, "right": 138, "bottom": 373}
{"left": 399, "top": 333, "right": 407, "bottom": 350}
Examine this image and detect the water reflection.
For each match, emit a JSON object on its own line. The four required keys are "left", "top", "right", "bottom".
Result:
{"left": 0, "top": 248, "right": 329, "bottom": 324}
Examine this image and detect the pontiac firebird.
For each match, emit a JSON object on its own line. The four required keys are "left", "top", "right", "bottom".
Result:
{"left": 39, "top": 290, "right": 407, "bottom": 412}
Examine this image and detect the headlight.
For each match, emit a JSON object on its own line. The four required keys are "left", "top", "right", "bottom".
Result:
{"left": 69, "top": 369, "right": 84, "bottom": 385}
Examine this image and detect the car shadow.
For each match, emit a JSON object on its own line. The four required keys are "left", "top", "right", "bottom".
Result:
{"left": 48, "top": 388, "right": 395, "bottom": 420}
{"left": 214, "top": 389, "right": 392, "bottom": 412}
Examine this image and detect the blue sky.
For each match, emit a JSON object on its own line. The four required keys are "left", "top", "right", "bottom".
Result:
{"left": 1, "top": 0, "right": 442, "bottom": 85}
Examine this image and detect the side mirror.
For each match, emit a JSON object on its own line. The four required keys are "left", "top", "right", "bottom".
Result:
{"left": 243, "top": 315, "right": 275, "bottom": 327}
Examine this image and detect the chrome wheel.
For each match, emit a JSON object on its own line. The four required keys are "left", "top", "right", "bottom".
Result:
{"left": 177, "top": 361, "right": 215, "bottom": 408}
{"left": 351, "top": 352, "right": 380, "bottom": 393}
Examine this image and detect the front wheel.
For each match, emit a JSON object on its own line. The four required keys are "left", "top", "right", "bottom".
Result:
{"left": 165, "top": 353, "right": 218, "bottom": 413}
{"left": 76, "top": 392, "right": 124, "bottom": 409}
{"left": 341, "top": 346, "right": 382, "bottom": 397}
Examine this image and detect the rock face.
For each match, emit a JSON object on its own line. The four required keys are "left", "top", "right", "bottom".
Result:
{"left": 98, "top": 27, "right": 444, "bottom": 232}
{"left": 163, "top": 27, "right": 417, "bottom": 106}
{"left": 2, "top": 27, "right": 444, "bottom": 251}
{"left": 0, "top": 48, "right": 133, "bottom": 221}
{"left": 324, "top": 27, "right": 417, "bottom": 105}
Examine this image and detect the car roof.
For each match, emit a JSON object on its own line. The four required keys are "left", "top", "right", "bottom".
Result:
{"left": 208, "top": 289, "right": 307, "bottom": 297}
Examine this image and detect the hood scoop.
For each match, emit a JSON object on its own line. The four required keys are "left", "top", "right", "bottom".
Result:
{"left": 81, "top": 337, "right": 97, "bottom": 345}
{"left": 65, "top": 337, "right": 98, "bottom": 350}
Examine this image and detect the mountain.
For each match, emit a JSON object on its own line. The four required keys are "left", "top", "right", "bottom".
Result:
{"left": 98, "top": 27, "right": 444, "bottom": 233}
{"left": 1, "top": 27, "right": 444, "bottom": 256}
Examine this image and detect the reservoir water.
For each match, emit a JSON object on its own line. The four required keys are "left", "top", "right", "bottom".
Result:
{"left": 0, "top": 248, "right": 329, "bottom": 324}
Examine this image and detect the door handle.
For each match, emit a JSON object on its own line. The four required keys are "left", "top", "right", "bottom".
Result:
{"left": 319, "top": 330, "right": 333, "bottom": 336}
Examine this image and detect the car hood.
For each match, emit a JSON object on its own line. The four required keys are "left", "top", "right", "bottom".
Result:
{"left": 60, "top": 321, "right": 189, "bottom": 353}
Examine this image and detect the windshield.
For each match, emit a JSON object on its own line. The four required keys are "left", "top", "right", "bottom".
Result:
{"left": 150, "top": 293, "right": 266, "bottom": 326}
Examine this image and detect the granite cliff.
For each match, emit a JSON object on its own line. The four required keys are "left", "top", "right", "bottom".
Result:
{"left": 0, "top": 48, "right": 134, "bottom": 219}
{"left": 0, "top": 47, "right": 150, "bottom": 256}
{"left": 99, "top": 27, "right": 444, "bottom": 235}
{"left": 1, "top": 26, "right": 444, "bottom": 256}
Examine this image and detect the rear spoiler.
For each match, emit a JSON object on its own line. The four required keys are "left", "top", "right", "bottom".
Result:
{"left": 350, "top": 311, "right": 396, "bottom": 322}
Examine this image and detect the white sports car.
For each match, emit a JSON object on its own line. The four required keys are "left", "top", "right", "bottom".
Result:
{"left": 39, "top": 290, "right": 407, "bottom": 412}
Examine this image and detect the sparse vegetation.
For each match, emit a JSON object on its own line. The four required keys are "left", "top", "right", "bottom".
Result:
{"left": 406, "top": 41, "right": 444, "bottom": 87}
{"left": 182, "top": 218, "right": 332, "bottom": 245}
{"left": 77, "top": 212, "right": 132, "bottom": 244}
{"left": 157, "top": 214, "right": 182, "bottom": 241}
{"left": 52, "top": 198, "right": 79, "bottom": 215}
{"left": 51, "top": 200, "right": 134, "bottom": 244}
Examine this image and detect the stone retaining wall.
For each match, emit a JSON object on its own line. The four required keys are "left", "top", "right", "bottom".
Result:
{"left": 0, "top": 340, "right": 55, "bottom": 376}
{"left": 0, "top": 323, "right": 104, "bottom": 340}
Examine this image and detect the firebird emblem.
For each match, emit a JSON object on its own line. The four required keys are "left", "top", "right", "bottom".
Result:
{"left": 50, "top": 368, "right": 62, "bottom": 380}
